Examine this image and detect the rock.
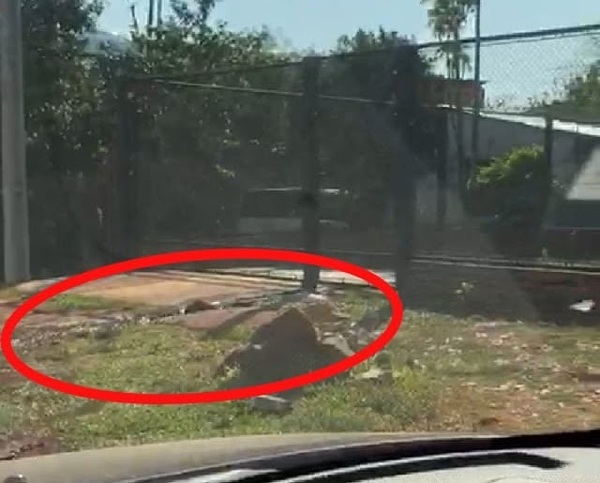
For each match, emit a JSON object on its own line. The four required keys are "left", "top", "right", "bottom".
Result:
{"left": 248, "top": 395, "right": 293, "bottom": 415}
{"left": 320, "top": 334, "right": 354, "bottom": 359}
{"left": 353, "top": 305, "right": 391, "bottom": 332}
{"left": 249, "top": 307, "right": 319, "bottom": 346}
{"left": 215, "top": 307, "right": 355, "bottom": 389}
{"left": 353, "top": 367, "right": 393, "bottom": 383}
{"left": 299, "top": 299, "right": 348, "bottom": 325}
{"left": 178, "top": 298, "right": 218, "bottom": 315}
{"left": 346, "top": 326, "right": 377, "bottom": 351}
{"left": 214, "top": 343, "right": 263, "bottom": 379}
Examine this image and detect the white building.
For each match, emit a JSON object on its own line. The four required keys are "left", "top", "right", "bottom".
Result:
{"left": 416, "top": 109, "right": 600, "bottom": 227}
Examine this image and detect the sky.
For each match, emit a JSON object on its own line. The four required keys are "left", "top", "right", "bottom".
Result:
{"left": 99, "top": 0, "right": 600, "bottom": 110}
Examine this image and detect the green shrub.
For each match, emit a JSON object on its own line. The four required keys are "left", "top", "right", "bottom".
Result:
{"left": 466, "top": 145, "right": 555, "bottom": 227}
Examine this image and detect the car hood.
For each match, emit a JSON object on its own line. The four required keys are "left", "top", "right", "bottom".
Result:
{"left": 0, "top": 431, "right": 489, "bottom": 483}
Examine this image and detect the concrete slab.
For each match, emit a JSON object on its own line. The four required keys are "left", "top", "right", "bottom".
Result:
{"left": 15, "top": 271, "right": 299, "bottom": 308}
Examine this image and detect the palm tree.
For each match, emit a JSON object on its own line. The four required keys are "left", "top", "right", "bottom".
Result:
{"left": 421, "top": 0, "right": 477, "bottom": 189}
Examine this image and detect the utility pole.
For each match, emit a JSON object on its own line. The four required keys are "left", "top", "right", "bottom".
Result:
{"left": 157, "top": 0, "right": 163, "bottom": 28}
{"left": 1, "top": 0, "right": 31, "bottom": 283}
{"left": 147, "top": 0, "right": 155, "bottom": 35}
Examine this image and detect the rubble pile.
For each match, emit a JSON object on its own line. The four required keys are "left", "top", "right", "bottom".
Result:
{"left": 214, "top": 293, "right": 394, "bottom": 412}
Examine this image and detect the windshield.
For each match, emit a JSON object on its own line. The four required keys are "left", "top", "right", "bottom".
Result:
{"left": 0, "top": 0, "right": 599, "bottom": 463}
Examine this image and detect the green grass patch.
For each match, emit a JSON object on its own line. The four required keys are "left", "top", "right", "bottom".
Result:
{"left": 2, "top": 288, "right": 599, "bottom": 453}
{"left": 3, "top": 318, "right": 437, "bottom": 451}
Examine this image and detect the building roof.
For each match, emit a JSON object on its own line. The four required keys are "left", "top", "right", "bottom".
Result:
{"left": 478, "top": 111, "right": 600, "bottom": 138}
{"left": 438, "top": 105, "right": 600, "bottom": 138}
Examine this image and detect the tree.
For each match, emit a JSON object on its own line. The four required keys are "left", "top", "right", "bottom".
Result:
{"left": 124, "top": 0, "right": 296, "bottom": 237}
{"left": 527, "top": 38, "right": 599, "bottom": 121}
{"left": 421, "top": 0, "right": 476, "bottom": 76}
{"left": 17, "top": 0, "right": 111, "bottom": 275}
{"left": 13, "top": 0, "right": 291, "bottom": 273}
{"left": 317, "top": 28, "right": 431, "bottom": 230}
{"left": 543, "top": 61, "right": 600, "bottom": 121}
{"left": 421, "top": 0, "right": 477, "bottom": 186}
{"left": 22, "top": 0, "right": 105, "bottom": 177}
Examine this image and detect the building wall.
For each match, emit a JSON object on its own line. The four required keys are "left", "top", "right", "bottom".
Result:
{"left": 413, "top": 111, "right": 599, "bottom": 226}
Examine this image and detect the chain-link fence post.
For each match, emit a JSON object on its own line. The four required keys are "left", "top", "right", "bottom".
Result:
{"left": 300, "top": 56, "right": 321, "bottom": 292}
{"left": 435, "top": 109, "right": 449, "bottom": 242}
{"left": 116, "top": 79, "right": 140, "bottom": 261}
{"left": 544, "top": 115, "right": 554, "bottom": 170}
{"left": 391, "top": 45, "right": 420, "bottom": 292}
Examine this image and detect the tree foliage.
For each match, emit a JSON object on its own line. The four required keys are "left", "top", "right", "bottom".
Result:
{"left": 318, "top": 28, "right": 431, "bottom": 230}
{"left": 23, "top": 0, "right": 105, "bottom": 176}
{"left": 12, "top": 0, "right": 436, "bottom": 274}
{"left": 544, "top": 61, "right": 600, "bottom": 121}
{"left": 527, "top": 38, "right": 599, "bottom": 121}
{"left": 124, "top": 0, "right": 297, "bottom": 236}
{"left": 420, "top": 0, "right": 476, "bottom": 79}
{"left": 421, "top": 0, "right": 477, "bottom": 189}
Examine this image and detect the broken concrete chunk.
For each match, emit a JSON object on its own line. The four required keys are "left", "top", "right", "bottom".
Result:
{"left": 249, "top": 307, "right": 319, "bottom": 346}
{"left": 178, "top": 298, "right": 218, "bottom": 315}
{"left": 353, "top": 367, "right": 393, "bottom": 383}
{"left": 215, "top": 305, "right": 356, "bottom": 389}
{"left": 320, "top": 334, "right": 354, "bottom": 359}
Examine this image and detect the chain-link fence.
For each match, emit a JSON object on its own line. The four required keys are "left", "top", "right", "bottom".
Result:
{"left": 415, "top": 24, "right": 600, "bottom": 259}
{"left": 105, "top": 24, "right": 599, "bottom": 291}
{"left": 112, "top": 44, "right": 430, "bottom": 290}
{"left": 14, "top": 24, "right": 598, "bottom": 283}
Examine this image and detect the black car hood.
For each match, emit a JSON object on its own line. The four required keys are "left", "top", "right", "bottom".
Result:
{"left": 0, "top": 432, "right": 488, "bottom": 483}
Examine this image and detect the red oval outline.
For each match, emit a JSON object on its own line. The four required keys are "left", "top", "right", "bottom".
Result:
{"left": 1, "top": 248, "right": 404, "bottom": 404}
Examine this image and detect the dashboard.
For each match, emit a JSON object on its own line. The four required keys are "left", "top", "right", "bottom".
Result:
{"left": 2, "top": 433, "right": 599, "bottom": 483}
{"left": 174, "top": 448, "right": 600, "bottom": 483}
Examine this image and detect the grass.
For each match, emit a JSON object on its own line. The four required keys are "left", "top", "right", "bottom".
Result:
{"left": 1, "top": 287, "right": 599, "bottom": 456}
{"left": 1, "top": 321, "right": 437, "bottom": 452}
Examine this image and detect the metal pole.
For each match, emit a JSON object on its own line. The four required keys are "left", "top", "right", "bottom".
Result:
{"left": 157, "top": 0, "right": 163, "bottom": 27}
{"left": 117, "top": 81, "right": 139, "bottom": 261}
{"left": 1, "top": 0, "right": 30, "bottom": 283}
{"left": 471, "top": 0, "right": 482, "bottom": 166}
{"left": 300, "top": 56, "right": 321, "bottom": 293}
{"left": 391, "top": 46, "right": 419, "bottom": 293}
{"left": 147, "top": 0, "right": 155, "bottom": 34}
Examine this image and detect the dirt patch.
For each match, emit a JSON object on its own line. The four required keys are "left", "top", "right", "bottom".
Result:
{"left": 0, "top": 368, "right": 25, "bottom": 388}
{"left": 70, "top": 272, "right": 292, "bottom": 306}
{"left": 0, "top": 432, "right": 62, "bottom": 461}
